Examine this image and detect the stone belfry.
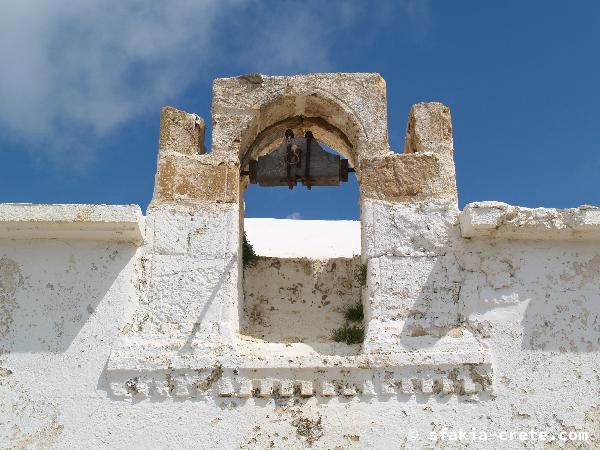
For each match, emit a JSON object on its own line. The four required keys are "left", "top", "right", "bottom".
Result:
{"left": 107, "top": 73, "right": 490, "bottom": 399}
{"left": 2, "top": 73, "right": 599, "bottom": 448}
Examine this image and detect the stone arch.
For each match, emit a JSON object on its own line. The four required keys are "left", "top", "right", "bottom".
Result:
{"left": 235, "top": 88, "right": 368, "bottom": 235}
{"left": 235, "top": 89, "right": 368, "bottom": 350}
{"left": 238, "top": 90, "right": 368, "bottom": 169}
{"left": 210, "top": 73, "right": 390, "bottom": 169}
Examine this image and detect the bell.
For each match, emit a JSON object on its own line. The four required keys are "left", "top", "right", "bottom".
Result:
{"left": 246, "top": 130, "right": 353, "bottom": 189}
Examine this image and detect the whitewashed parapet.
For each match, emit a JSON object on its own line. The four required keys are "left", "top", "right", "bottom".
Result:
{"left": 460, "top": 201, "right": 600, "bottom": 240}
{"left": 0, "top": 203, "right": 144, "bottom": 243}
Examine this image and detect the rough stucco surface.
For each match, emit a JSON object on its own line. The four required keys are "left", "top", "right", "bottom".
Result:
{"left": 241, "top": 257, "right": 362, "bottom": 344}
{"left": 1, "top": 216, "right": 599, "bottom": 448}
{"left": 2, "top": 73, "right": 600, "bottom": 448}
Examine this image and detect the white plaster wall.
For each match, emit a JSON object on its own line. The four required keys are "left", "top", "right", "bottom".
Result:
{"left": 2, "top": 225, "right": 600, "bottom": 448}
{"left": 456, "top": 239, "right": 600, "bottom": 447}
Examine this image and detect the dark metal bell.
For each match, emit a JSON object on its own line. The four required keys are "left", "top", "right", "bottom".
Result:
{"left": 246, "top": 130, "right": 353, "bottom": 189}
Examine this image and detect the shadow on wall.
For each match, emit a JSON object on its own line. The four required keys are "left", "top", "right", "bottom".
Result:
{"left": 459, "top": 240, "right": 600, "bottom": 353}
{"left": 391, "top": 237, "right": 600, "bottom": 353}
{"left": 178, "top": 255, "right": 236, "bottom": 355}
{"left": 0, "top": 240, "right": 136, "bottom": 354}
{"left": 397, "top": 251, "right": 462, "bottom": 349}
{"left": 518, "top": 242, "right": 600, "bottom": 352}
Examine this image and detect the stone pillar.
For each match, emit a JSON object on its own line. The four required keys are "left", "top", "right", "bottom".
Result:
{"left": 144, "top": 106, "right": 241, "bottom": 347}
{"left": 360, "top": 102, "right": 461, "bottom": 353}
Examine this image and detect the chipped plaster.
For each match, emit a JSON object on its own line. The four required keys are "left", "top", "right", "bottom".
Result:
{"left": 1, "top": 73, "right": 599, "bottom": 449}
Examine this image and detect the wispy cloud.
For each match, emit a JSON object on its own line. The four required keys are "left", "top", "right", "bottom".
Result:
{"left": 0, "top": 0, "right": 243, "bottom": 167}
{"left": 405, "top": 0, "right": 433, "bottom": 40}
{"left": 286, "top": 212, "right": 303, "bottom": 220}
{"left": 0, "top": 0, "right": 429, "bottom": 169}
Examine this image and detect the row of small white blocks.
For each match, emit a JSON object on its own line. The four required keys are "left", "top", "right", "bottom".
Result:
{"left": 218, "top": 376, "right": 484, "bottom": 398}
{"left": 110, "top": 371, "right": 485, "bottom": 398}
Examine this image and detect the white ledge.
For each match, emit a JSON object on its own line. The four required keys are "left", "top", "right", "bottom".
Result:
{"left": 0, "top": 203, "right": 144, "bottom": 244}
{"left": 106, "top": 333, "right": 491, "bottom": 399}
{"left": 460, "top": 201, "right": 600, "bottom": 240}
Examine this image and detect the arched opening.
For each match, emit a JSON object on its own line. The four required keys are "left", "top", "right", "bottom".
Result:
{"left": 237, "top": 103, "right": 366, "bottom": 354}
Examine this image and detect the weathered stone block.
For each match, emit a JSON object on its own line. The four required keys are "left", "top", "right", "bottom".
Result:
{"left": 159, "top": 106, "right": 206, "bottom": 156}
{"left": 362, "top": 199, "right": 459, "bottom": 258}
{"left": 187, "top": 205, "right": 239, "bottom": 258}
{"left": 211, "top": 112, "right": 256, "bottom": 162}
{"left": 360, "top": 152, "right": 457, "bottom": 203}
{"left": 146, "top": 206, "right": 190, "bottom": 255}
{"left": 152, "top": 154, "right": 239, "bottom": 204}
{"left": 147, "top": 203, "right": 238, "bottom": 257}
{"left": 241, "top": 257, "right": 361, "bottom": 343}
{"left": 404, "top": 102, "right": 453, "bottom": 156}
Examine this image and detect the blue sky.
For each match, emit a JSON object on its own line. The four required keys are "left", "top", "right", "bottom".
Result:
{"left": 1, "top": 1, "right": 599, "bottom": 220}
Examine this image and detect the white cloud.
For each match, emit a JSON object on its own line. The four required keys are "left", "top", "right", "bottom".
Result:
{"left": 0, "top": 0, "right": 242, "bottom": 165}
{"left": 234, "top": 5, "right": 334, "bottom": 75}
{"left": 0, "top": 0, "right": 424, "bottom": 168}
